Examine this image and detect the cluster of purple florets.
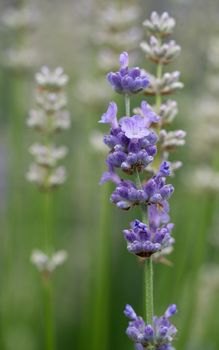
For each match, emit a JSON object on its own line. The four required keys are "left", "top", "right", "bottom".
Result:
{"left": 109, "top": 161, "right": 174, "bottom": 210}
{"left": 99, "top": 51, "right": 177, "bottom": 350}
{"left": 107, "top": 52, "right": 149, "bottom": 94}
{"left": 124, "top": 304, "right": 177, "bottom": 350}
{"left": 99, "top": 101, "right": 158, "bottom": 174}
{"left": 123, "top": 218, "right": 174, "bottom": 258}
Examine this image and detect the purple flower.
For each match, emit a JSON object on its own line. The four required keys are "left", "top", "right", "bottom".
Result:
{"left": 148, "top": 204, "right": 170, "bottom": 231}
{"left": 158, "top": 161, "right": 171, "bottom": 177}
{"left": 100, "top": 113, "right": 158, "bottom": 175}
{"left": 99, "top": 171, "right": 121, "bottom": 185}
{"left": 110, "top": 180, "right": 144, "bottom": 210}
{"left": 123, "top": 219, "right": 174, "bottom": 258}
{"left": 120, "top": 52, "right": 129, "bottom": 68}
{"left": 165, "top": 305, "right": 177, "bottom": 318}
{"left": 125, "top": 304, "right": 177, "bottom": 349}
{"left": 110, "top": 163, "right": 174, "bottom": 210}
{"left": 141, "top": 101, "right": 160, "bottom": 127}
{"left": 107, "top": 52, "right": 149, "bottom": 95}
{"left": 120, "top": 115, "right": 150, "bottom": 139}
{"left": 124, "top": 304, "right": 138, "bottom": 320}
{"left": 99, "top": 101, "right": 118, "bottom": 129}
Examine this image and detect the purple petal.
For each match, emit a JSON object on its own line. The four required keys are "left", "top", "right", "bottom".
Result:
{"left": 124, "top": 304, "right": 137, "bottom": 320}
{"left": 158, "top": 161, "right": 171, "bottom": 177}
{"left": 99, "top": 171, "right": 120, "bottom": 185}
{"left": 99, "top": 102, "right": 118, "bottom": 128}
{"left": 119, "top": 52, "right": 129, "bottom": 68}
{"left": 165, "top": 304, "right": 177, "bottom": 318}
{"left": 120, "top": 115, "right": 149, "bottom": 139}
{"left": 144, "top": 325, "right": 154, "bottom": 338}
{"left": 141, "top": 101, "right": 160, "bottom": 124}
{"left": 129, "top": 67, "right": 141, "bottom": 79}
{"left": 135, "top": 344, "right": 144, "bottom": 350}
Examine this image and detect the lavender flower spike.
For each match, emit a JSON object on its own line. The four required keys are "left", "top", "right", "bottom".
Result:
{"left": 99, "top": 101, "right": 118, "bottom": 129}
{"left": 101, "top": 110, "right": 158, "bottom": 174}
{"left": 125, "top": 304, "right": 177, "bottom": 349}
{"left": 107, "top": 51, "right": 149, "bottom": 95}
{"left": 123, "top": 219, "right": 174, "bottom": 258}
{"left": 111, "top": 161, "right": 174, "bottom": 210}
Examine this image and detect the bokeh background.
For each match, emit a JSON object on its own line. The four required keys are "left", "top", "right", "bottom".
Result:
{"left": 1, "top": 0, "right": 219, "bottom": 350}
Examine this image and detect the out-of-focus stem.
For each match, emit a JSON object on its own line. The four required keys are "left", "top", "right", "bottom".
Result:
{"left": 44, "top": 189, "right": 55, "bottom": 350}
{"left": 44, "top": 191, "right": 54, "bottom": 254}
{"left": 156, "top": 63, "right": 163, "bottom": 111}
{"left": 43, "top": 274, "right": 55, "bottom": 350}
{"left": 41, "top": 103, "right": 56, "bottom": 349}
{"left": 91, "top": 180, "right": 112, "bottom": 350}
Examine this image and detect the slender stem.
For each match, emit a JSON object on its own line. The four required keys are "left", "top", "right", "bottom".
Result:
{"left": 44, "top": 190, "right": 55, "bottom": 350}
{"left": 42, "top": 101, "right": 56, "bottom": 350}
{"left": 156, "top": 63, "right": 163, "bottom": 111}
{"left": 135, "top": 169, "right": 142, "bottom": 189}
{"left": 145, "top": 258, "right": 154, "bottom": 324}
{"left": 125, "top": 94, "right": 130, "bottom": 117}
{"left": 91, "top": 181, "right": 112, "bottom": 350}
{"left": 44, "top": 191, "right": 54, "bottom": 254}
{"left": 43, "top": 275, "right": 55, "bottom": 350}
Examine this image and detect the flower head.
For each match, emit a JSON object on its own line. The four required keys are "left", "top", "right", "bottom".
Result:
{"left": 35, "top": 66, "right": 69, "bottom": 90}
{"left": 31, "top": 249, "right": 67, "bottom": 273}
{"left": 100, "top": 108, "right": 158, "bottom": 175}
{"left": 110, "top": 164, "right": 174, "bottom": 210}
{"left": 26, "top": 164, "right": 67, "bottom": 190}
{"left": 107, "top": 52, "right": 149, "bottom": 95}
{"left": 123, "top": 219, "right": 174, "bottom": 258}
{"left": 143, "top": 12, "right": 176, "bottom": 37}
{"left": 141, "top": 36, "right": 181, "bottom": 65}
{"left": 125, "top": 304, "right": 177, "bottom": 349}
{"left": 27, "top": 66, "right": 70, "bottom": 191}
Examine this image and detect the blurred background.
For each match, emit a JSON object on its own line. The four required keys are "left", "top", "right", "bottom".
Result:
{"left": 1, "top": 0, "right": 219, "bottom": 350}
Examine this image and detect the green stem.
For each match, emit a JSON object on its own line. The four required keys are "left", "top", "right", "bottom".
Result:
{"left": 90, "top": 181, "right": 112, "bottom": 350}
{"left": 125, "top": 94, "right": 130, "bottom": 117}
{"left": 44, "top": 191, "right": 55, "bottom": 350}
{"left": 44, "top": 191, "right": 54, "bottom": 254}
{"left": 144, "top": 257, "right": 154, "bottom": 324}
{"left": 156, "top": 63, "right": 163, "bottom": 111}
{"left": 135, "top": 169, "right": 142, "bottom": 189}
{"left": 43, "top": 275, "right": 55, "bottom": 350}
